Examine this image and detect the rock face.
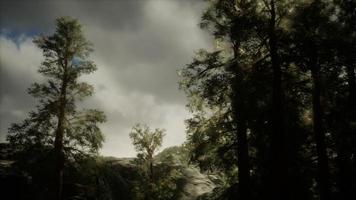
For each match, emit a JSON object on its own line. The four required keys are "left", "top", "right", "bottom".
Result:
{"left": 105, "top": 148, "right": 216, "bottom": 200}
{"left": 179, "top": 167, "right": 215, "bottom": 200}
{"left": 111, "top": 157, "right": 216, "bottom": 200}
{"left": 154, "top": 146, "right": 216, "bottom": 199}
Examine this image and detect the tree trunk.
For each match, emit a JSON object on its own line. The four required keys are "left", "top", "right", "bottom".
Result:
{"left": 54, "top": 55, "right": 68, "bottom": 200}
{"left": 347, "top": 63, "right": 356, "bottom": 197}
{"left": 336, "top": 136, "right": 352, "bottom": 199}
{"left": 232, "top": 78, "right": 250, "bottom": 199}
{"left": 233, "top": 86, "right": 250, "bottom": 200}
{"left": 145, "top": 157, "right": 154, "bottom": 200}
{"left": 236, "top": 117, "right": 250, "bottom": 200}
{"left": 338, "top": 62, "right": 356, "bottom": 198}
{"left": 54, "top": 109, "right": 65, "bottom": 200}
{"left": 311, "top": 65, "right": 331, "bottom": 200}
{"left": 268, "top": 0, "right": 287, "bottom": 199}
{"left": 149, "top": 159, "right": 154, "bottom": 190}
{"left": 231, "top": 43, "right": 251, "bottom": 200}
{"left": 346, "top": 63, "right": 356, "bottom": 120}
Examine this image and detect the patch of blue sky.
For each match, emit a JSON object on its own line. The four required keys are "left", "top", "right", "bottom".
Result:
{"left": 0, "top": 28, "right": 41, "bottom": 49}
{"left": 72, "top": 56, "right": 82, "bottom": 65}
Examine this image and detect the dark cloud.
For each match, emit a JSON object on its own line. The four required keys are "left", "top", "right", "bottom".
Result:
{"left": 0, "top": 0, "right": 145, "bottom": 34}
{"left": 0, "top": 0, "right": 211, "bottom": 156}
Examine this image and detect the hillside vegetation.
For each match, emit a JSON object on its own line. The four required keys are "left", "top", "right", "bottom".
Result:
{"left": 0, "top": 143, "right": 216, "bottom": 200}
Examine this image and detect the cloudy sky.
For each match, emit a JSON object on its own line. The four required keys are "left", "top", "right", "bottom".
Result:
{"left": 0, "top": 0, "right": 212, "bottom": 157}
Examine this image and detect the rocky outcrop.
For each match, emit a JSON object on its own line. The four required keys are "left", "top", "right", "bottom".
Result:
{"left": 178, "top": 167, "right": 215, "bottom": 200}
{"left": 0, "top": 143, "right": 218, "bottom": 200}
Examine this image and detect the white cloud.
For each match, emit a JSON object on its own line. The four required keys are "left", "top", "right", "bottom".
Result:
{"left": 0, "top": 35, "right": 42, "bottom": 140}
{"left": 0, "top": 35, "right": 192, "bottom": 157}
{"left": 80, "top": 59, "right": 191, "bottom": 157}
{"left": 0, "top": 0, "right": 211, "bottom": 157}
{"left": 0, "top": 35, "right": 42, "bottom": 81}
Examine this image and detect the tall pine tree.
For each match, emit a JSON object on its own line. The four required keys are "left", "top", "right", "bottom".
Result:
{"left": 7, "top": 17, "right": 106, "bottom": 200}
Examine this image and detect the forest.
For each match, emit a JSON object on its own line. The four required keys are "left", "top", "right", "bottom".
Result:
{"left": 0, "top": 0, "right": 355, "bottom": 200}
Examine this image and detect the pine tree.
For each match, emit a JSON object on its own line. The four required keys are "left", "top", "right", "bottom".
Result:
{"left": 289, "top": 1, "right": 335, "bottom": 199}
{"left": 7, "top": 16, "right": 106, "bottom": 200}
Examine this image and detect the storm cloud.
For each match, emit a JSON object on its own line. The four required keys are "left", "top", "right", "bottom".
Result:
{"left": 0, "top": 0, "right": 212, "bottom": 156}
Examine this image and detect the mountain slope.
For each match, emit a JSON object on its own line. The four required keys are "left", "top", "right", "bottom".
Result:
{"left": 0, "top": 143, "right": 216, "bottom": 200}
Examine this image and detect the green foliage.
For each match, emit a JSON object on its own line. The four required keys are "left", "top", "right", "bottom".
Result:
{"left": 3, "top": 1, "right": 355, "bottom": 199}
{"left": 180, "top": 0, "right": 356, "bottom": 199}
{"left": 131, "top": 163, "right": 184, "bottom": 200}
{"left": 130, "top": 123, "right": 166, "bottom": 199}
{"left": 4, "top": 153, "right": 134, "bottom": 200}
{"left": 7, "top": 16, "right": 106, "bottom": 158}
{"left": 129, "top": 125, "right": 190, "bottom": 200}
{"left": 154, "top": 145, "right": 190, "bottom": 166}
{"left": 130, "top": 124, "right": 165, "bottom": 161}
